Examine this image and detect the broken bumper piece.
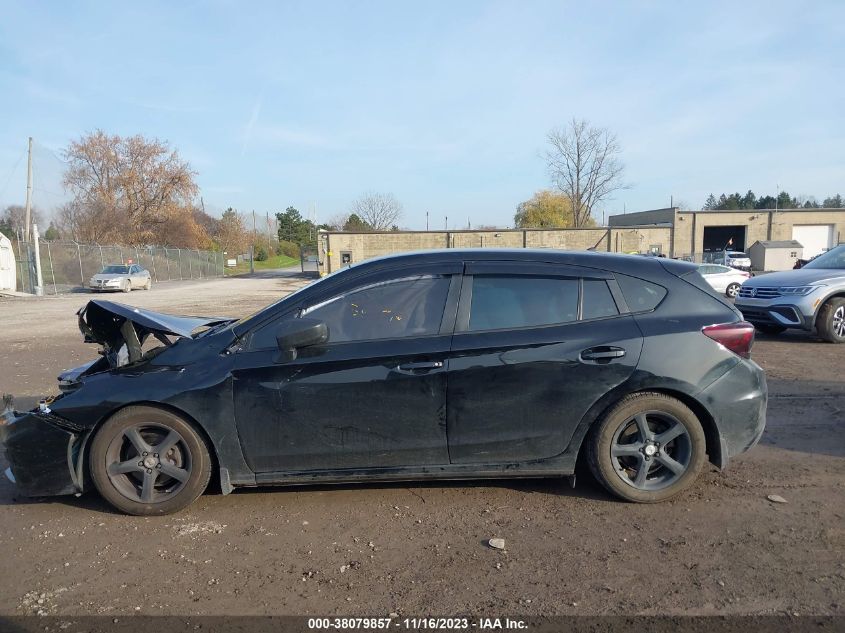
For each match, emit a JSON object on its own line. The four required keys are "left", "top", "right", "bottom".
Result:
{"left": 2, "top": 411, "right": 83, "bottom": 497}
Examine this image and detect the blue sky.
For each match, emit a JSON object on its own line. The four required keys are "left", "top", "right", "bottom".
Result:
{"left": 1, "top": 0, "right": 843, "bottom": 229}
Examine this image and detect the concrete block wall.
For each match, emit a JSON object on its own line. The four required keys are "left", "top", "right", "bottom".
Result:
{"left": 320, "top": 226, "right": 673, "bottom": 274}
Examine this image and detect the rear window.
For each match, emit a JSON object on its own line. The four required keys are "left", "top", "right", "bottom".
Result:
{"left": 615, "top": 274, "right": 667, "bottom": 312}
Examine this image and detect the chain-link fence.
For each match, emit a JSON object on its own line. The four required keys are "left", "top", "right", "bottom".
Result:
{"left": 10, "top": 240, "right": 224, "bottom": 295}
{"left": 676, "top": 252, "right": 742, "bottom": 264}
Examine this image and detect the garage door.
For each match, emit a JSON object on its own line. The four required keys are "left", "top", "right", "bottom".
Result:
{"left": 792, "top": 225, "right": 834, "bottom": 259}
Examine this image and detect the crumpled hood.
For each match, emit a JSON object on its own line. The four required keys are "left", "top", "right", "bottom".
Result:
{"left": 742, "top": 269, "right": 845, "bottom": 287}
{"left": 78, "top": 300, "right": 234, "bottom": 359}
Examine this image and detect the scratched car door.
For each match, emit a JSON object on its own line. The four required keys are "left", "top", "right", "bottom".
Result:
{"left": 231, "top": 264, "right": 461, "bottom": 473}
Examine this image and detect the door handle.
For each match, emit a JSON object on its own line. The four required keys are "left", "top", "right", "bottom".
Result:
{"left": 580, "top": 347, "right": 626, "bottom": 363}
{"left": 397, "top": 361, "right": 444, "bottom": 372}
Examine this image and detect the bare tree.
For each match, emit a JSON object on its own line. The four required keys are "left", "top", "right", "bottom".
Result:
{"left": 1, "top": 204, "right": 43, "bottom": 239}
{"left": 349, "top": 191, "right": 403, "bottom": 230}
{"left": 544, "top": 119, "right": 627, "bottom": 227}
{"left": 62, "top": 130, "right": 199, "bottom": 245}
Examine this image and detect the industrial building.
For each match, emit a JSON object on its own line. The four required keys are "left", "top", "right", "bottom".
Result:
{"left": 609, "top": 207, "right": 844, "bottom": 260}
{"left": 316, "top": 207, "right": 845, "bottom": 275}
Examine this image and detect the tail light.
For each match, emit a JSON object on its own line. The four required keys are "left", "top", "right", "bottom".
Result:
{"left": 702, "top": 321, "right": 755, "bottom": 358}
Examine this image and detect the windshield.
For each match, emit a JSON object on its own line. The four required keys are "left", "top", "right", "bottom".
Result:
{"left": 101, "top": 265, "right": 130, "bottom": 274}
{"left": 804, "top": 245, "right": 845, "bottom": 270}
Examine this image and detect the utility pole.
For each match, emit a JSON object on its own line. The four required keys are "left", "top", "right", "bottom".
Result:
{"left": 426, "top": 211, "right": 429, "bottom": 231}
{"left": 266, "top": 211, "right": 271, "bottom": 253}
{"left": 24, "top": 137, "right": 33, "bottom": 242}
{"left": 445, "top": 215, "right": 448, "bottom": 230}
{"left": 32, "top": 222, "right": 44, "bottom": 296}
{"left": 250, "top": 210, "right": 256, "bottom": 274}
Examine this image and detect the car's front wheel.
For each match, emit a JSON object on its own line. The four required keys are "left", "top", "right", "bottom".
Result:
{"left": 726, "top": 283, "right": 741, "bottom": 298}
{"left": 586, "top": 392, "right": 706, "bottom": 503}
{"left": 122, "top": 279, "right": 131, "bottom": 293}
{"left": 817, "top": 297, "right": 845, "bottom": 343}
{"left": 89, "top": 406, "right": 212, "bottom": 515}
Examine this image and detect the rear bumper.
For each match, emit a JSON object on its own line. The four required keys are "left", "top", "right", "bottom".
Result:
{"left": 698, "top": 359, "right": 767, "bottom": 467}
{"left": 1, "top": 412, "right": 83, "bottom": 497}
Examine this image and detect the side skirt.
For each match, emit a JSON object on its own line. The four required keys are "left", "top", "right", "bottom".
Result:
{"left": 247, "top": 458, "right": 577, "bottom": 488}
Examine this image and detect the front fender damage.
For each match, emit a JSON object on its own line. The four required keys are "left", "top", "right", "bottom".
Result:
{"left": 2, "top": 411, "right": 87, "bottom": 497}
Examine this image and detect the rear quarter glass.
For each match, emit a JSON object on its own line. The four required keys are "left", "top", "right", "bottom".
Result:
{"left": 615, "top": 274, "right": 667, "bottom": 312}
{"left": 679, "top": 271, "right": 743, "bottom": 318}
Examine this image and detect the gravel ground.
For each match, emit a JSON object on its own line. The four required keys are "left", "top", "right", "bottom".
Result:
{"left": 0, "top": 272, "right": 843, "bottom": 617}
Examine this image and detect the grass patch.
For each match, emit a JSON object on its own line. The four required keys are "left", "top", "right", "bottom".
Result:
{"left": 224, "top": 254, "right": 299, "bottom": 276}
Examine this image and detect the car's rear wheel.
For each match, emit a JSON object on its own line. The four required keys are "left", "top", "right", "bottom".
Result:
{"left": 89, "top": 406, "right": 212, "bottom": 515}
{"left": 144, "top": 279, "right": 152, "bottom": 290}
{"left": 586, "top": 392, "right": 706, "bottom": 503}
{"left": 817, "top": 298, "right": 845, "bottom": 343}
{"left": 726, "top": 283, "right": 740, "bottom": 298}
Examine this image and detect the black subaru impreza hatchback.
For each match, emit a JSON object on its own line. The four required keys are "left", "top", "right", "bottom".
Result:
{"left": 2, "top": 249, "right": 766, "bottom": 515}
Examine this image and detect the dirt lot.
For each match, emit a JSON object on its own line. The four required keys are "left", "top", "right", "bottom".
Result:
{"left": 0, "top": 273, "right": 843, "bottom": 617}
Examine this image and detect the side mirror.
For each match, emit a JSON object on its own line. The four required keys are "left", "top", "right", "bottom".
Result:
{"left": 276, "top": 318, "right": 328, "bottom": 361}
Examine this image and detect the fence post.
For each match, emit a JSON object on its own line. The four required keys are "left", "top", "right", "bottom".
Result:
{"left": 98, "top": 244, "right": 104, "bottom": 269}
{"left": 46, "top": 242, "right": 57, "bottom": 295}
{"left": 179, "top": 249, "right": 184, "bottom": 280}
{"left": 150, "top": 248, "right": 158, "bottom": 282}
{"left": 76, "top": 242, "right": 84, "bottom": 287}
{"left": 188, "top": 250, "right": 193, "bottom": 278}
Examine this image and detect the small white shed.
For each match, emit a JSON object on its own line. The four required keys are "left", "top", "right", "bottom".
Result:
{"left": 0, "top": 231, "right": 17, "bottom": 291}
{"left": 748, "top": 240, "right": 803, "bottom": 272}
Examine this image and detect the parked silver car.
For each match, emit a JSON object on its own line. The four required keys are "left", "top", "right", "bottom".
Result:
{"left": 735, "top": 244, "right": 845, "bottom": 343}
{"left": 699, "top": 263, "right": 751, "bottom": 298}
{"left": 89, "top": 264, "right": 152, "bottom": 292}
{"left": 714, "top": 250, "right": 752, "bottom": 271}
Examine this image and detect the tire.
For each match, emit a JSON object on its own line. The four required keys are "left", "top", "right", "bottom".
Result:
{"left": 755, "top": 323, "right": 785, "bottom": 335}
{"left": 144, "top": 279, "right": 152, "bottom": 290}
{"left": 122, "top": 279, "right": 131, "bottom": 293}
{"left": 89, "top": 406, "right": 212, "bottom": 515}
{"left": 816, "top": 297, "right": 845, "bottom": 344}
{"left": 586, "top": 392, "right": 707, "bottom": 503}
{"left": 726, "top": 283, "right": 741, "bottom": 298}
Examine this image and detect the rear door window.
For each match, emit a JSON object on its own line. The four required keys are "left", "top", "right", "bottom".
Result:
{"left": 468, "top": 276, "right": 579, "bottom": 331}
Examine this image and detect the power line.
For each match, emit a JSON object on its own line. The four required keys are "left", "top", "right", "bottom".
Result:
{"left": 0, "top": 146, "right": 27, "bottom": 202}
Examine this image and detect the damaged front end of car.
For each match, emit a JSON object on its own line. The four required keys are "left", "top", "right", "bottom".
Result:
{"left": 2, "top": 299, "right": 235, "bottom": 497}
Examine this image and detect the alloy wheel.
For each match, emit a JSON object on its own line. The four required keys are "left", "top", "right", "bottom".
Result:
{"left": 104, "top": 423, "right": 192, "bottom": 504}
{"left": 833, "top": 306, "right": 845, "bottom": 338}
{"left": 610, "top": 411, "right": 692, "bottom": 491}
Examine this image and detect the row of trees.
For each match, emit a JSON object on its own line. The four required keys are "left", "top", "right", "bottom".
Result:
{"left": 0, "top": 130, "right": 409, "bottom": 252}
{"left": 703, "top": 191, "right": 844, "bottom": 210}
{"left": 6, "top": 126, "right": 841, "bottom": 246}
